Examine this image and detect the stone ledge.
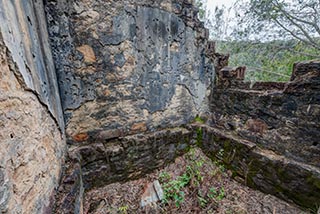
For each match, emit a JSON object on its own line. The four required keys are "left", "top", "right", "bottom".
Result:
{"left": 56, "top": 124, "right": 320, "bottom": 212}
{"left": 192, "top": 124, "right": 320, "bottom": 210}
{"left": 73, "top": 127, "right": 194, "bottom": 189}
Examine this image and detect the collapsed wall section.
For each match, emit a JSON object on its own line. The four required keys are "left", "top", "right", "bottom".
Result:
{"left": 0, "top": 1, "right": 65, "bottom": 213}
{"left": 210, "top": 61, "right": 320, "bottom": 168}
{"left": 45, "top": 0, "right": 214, "bottom": 145}
{"left": 207, "top": 61, "right": 320, "bottom": 209}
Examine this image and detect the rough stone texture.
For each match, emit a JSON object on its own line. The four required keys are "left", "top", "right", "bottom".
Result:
{"left": 54, "top": 127, "right": 193, "bottom": 213}
{"left": 0, "top": 0, "right": 64, "bottom": 130}
{"left": 1, "top": 0, "right": 319, "bottom": 213}
{"left": 192, "top": 124, "right": 320, "bottom": 209}
{"left": 53, "top": 155, "right": 84, "bottom": 214}
{"left": 0, "top": 34, "right": 65, "bottom": 213}
{"left": 291, "top": 60, "right": 320, "bottom": 81}
{"left": 0, "top": 1, "right": 66, "bottom": 213}
{"left": 207, "top": 61, "right": 320, "bottom": 209}
{"left": 52, "top": 59, "right": 320, "bottom": 211}
{"left": 210, "top": 61, "right": 320, "bottom": 168}
{"left": 45, "top": 0, "right": 214, "bottom": 144}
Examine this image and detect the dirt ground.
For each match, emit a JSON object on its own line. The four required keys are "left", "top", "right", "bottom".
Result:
{"left": 83, "top": 148, "right": 309, "bottom": 214}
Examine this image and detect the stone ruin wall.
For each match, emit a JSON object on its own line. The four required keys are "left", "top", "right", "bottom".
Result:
{"left": 45, "top": 0, "right": 214, "bottom": 147}
{"left": 44, "top": 0, "right": 216, "bottom": 212}
{"left": 0, "top": 0, "right": 319, "bottom": 213}
{"left": 205, "top": 61, "right": 320, "bottom": 209}
{"left": 0, "top": 0, "right": 65, "bottom": 213}
{"left": 211, "top": 62, "right": 320, "bottom": 168}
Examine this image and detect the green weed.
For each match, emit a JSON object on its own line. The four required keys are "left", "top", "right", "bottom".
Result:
{"left": 162, "top": 172, "right": 191, "bottom": 207}
{"left": 194, "top": 116, "right": 205, "bottom": 124}
{"left": 207, "top": 187, "right": 225, "bottom": 201}
{"left": 118, "top": 205, "right": 128, "bottom": 214}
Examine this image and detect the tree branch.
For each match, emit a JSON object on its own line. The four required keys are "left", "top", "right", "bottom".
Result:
{"left": 274, "top": 2, "right": 320, "bottom": 36}
{"left": 273, "top": 18, "right": 320, "bottom": 50}
{"left": 284, "top": 15, "right": 319, "bottom": 47}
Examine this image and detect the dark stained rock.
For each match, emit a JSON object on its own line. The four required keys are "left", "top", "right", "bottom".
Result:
{"left": 191, "top": 124, "right": 320, "bottom": 210}
{"left": 291, "top": 60, "right": 320, "bottom": 81}
{"left": 210, "top": 61, "right": 320, "bottom": 168}
{"left": 45, "top": 0, "right": 214, "bottom": 142}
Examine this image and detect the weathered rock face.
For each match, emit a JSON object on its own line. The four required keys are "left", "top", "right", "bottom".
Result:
{"left": 0, "top": 1, "right": 65, "bottom": 213}
{"left": 45, "top": 0, "right": 213, "bottom": 144}
{"left": 0, "top": 0, "right": 64, "bottom": 130}
{"left": 207, "top": 60, "right": 320, "bottom": 208}
{"left": 210, "top": 61, "right": 320, "bottom": 168}
{"left": 0, "top": 35, "right": 65, "bottom": 214}
{"left": 54, "top": 128, "right": 193, "bottom": 213}
{"left": 1, "top": 0, "right": 319, "bottom": 213}
{"left": 193, "top": 124, "right": 320, "bottom": 209}
{"left": 44, "top": 1, "right": 215, "bottom": 212}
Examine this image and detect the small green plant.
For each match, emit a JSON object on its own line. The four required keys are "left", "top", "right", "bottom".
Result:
{"left": 197, "top": 190, "right": 208, "bottom": 208}
{"left": 194, "top": 115, "right": 205, "bottom": 123}
{"left": 186, "top": 165, "right": 203, "bottom": 187}
{"left": 162, "top": 172, "right": 191, "bottom": 207}
{"left": 218, "top": 164, "right": 226, "bottom": 172}
{"left": 160, "top": 149, "right": 211, "bottom": 208}
{"left": 207, "top": 187, "right": 225, "bottom": 201}
{"left": 215, "top": 149, "right": 227, "bottom": 173}
{"left": 207, "top": 187, "right": 217, "bottom": 199}
{"left": 195, "top": 159, "right": 204, "bottom": 168}
{"left": 217, "top": 187, "right": 225, "bottom": 200}
{"left": 159, "top": 171, "right": 171, "bottom": 183}
{"left": 217, "top": 148, "right": 224, "bottom": 160}
{"left": 185, "top": 149, "right": 205, "bottom": 186}
{"left": 118, "top": 205, "right": 129, "bottom": 214}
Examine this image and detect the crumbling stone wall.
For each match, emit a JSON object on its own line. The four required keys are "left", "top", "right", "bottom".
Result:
{"left": 210, "top": 61, "right": 320, "bottom": 168}
{"left": 44, "top": 1, "right": 215, "bottom": 212}
{"left": 45, "top": 0, "right": 214, "bottom": 145}
{"left": 54, "top": 128, "right": 194, "bottom": 213}
{"left": 206, "top": 60, "right": 320, "bottom": 208}
{"left": 1, "top": 0, "right": 319, "bottom": 213}
{"left": 0, "top": 1, "right": 65, "bottom": 213}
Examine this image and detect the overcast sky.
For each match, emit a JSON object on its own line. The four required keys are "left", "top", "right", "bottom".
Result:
{"left": 207, "top": 0, "right": 236, "bottom": 11}
{"left": 204, "top": 0, "right": 238, "bottom": 39}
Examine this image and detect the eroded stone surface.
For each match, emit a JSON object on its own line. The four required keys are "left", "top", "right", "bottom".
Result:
{"left": 0, "top": 0, "right": 64, "bottom": 130}
{"left": 192, "top": 124, "right": 320, "bottom": 209}
{"left": 54, "top": 127, "right": 193, "bottom": 213}
{"left": 210, "top": 62, "right": 320, "bottom": 168}
{"left": 45, "top": 0, "right": 214, "bottom": 144}
{"left": 206, "top": 61, "right": 320, "bottom": 209}
{"left": 0, "top": 33, "right": 65, "bottom": 213}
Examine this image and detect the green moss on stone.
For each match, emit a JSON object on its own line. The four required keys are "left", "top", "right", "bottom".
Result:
{"left": 196, "top": 127, "right": 203, "bottom": 148}
{"left": 194, "top": 115, "right": 205, "bottom": 124}
{"left": 307, "top": 175, "right": 320, "bottom": 189}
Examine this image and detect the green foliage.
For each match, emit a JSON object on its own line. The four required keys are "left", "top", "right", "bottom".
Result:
{"left": 207, "top": 187, "right": 225, "bottom": 201}
{"left": 159, "top": 148, "right": 229, "bottom": 209}
{"left": 217, "top": 39, "right": 320, "bottom": 82}
{"left": 159, "top": 171, "right": 171, "bottom": 183}
{"left": 232, "top": 0, "right": 320, "bottom": 50}
{"left": 196, "top": 127, "right": 203, "bottom": 147}
{"left": 195, "top": 0, "right": 207, "bottom": 21}
{"left": 194, "top": 115, "right": 205, "bottom": 124}
{"left": 160, "top": 148, "right": 206, "bottom": 207}
{"left": 161, "top": 172, "right": 191, "bottom": 207}
{"left": 118, "top": 205, "right": 129, "bottom": 214}
{"left": 197, "top": 190, "right": 208, "bottom": 208}
{"left": 202, "top": 0, "right": 320, "bottom": 81}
